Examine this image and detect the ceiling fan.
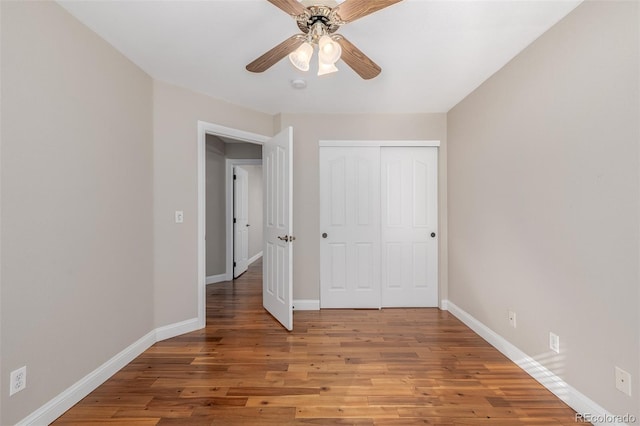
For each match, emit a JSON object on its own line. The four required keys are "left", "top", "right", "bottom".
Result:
{"left": 246, "top": 0, "right": 403, "bottom": 79}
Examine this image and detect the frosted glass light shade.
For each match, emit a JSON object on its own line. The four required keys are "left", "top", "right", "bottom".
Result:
{"left": 289, "top": 42, "right": 313, "bottom": 71}
{"left": 317, "top": 61, "right": 338, "bottom": 76}
{"left": 318, "top": 35, "right": 341, "bottom": 65}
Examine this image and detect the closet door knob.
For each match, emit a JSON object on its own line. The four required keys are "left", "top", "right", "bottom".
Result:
{"left": 322, "top": 233, "right": 328, "bottom": 238}
{"left": 431, "top": 232, "right": 436, "bottom": 238}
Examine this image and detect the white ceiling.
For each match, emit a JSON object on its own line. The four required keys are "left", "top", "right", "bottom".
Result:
{"left": 58, "top": 0, "right": 582, "bottom": 115}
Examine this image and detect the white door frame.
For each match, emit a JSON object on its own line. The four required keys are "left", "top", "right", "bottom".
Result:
{"left": 226, "top": 159, "right": 262, "bottom": 280}
{"left": 197, "top": 121, "right": 268, "bottom": 328}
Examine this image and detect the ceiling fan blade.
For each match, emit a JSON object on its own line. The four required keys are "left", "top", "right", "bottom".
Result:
{"left": 334, "top": 35, "right": 381, "bottom": 80}
{"left": 246, "top": 34, "right": 306, "bottom": 73}
{"left": 267, "top": 0, "right": 307, "bottom": 17}
{"left": 333, "top": 0, "right": 403, "bottom": 23}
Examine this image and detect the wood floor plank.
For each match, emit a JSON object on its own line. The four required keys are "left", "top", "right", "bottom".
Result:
{"left": 226, "top": 387, "right": 321, "bottom": 396}
{"left": 52, "top": 259, "right": 578, "bottom": 424}
{"left": 295, "top": 405, "right": 400, "bottom": 419}
{"left": 54, "top": 418, "right": 160, "bottom": 425}
{"left": 320, "top": 385, "right": 416, "bottom": 397}
{"left": 111, "top": 407, "right": 194, "bottom": 419}
{"left": 245, "top": 395, "right": 368, "bottom": 407}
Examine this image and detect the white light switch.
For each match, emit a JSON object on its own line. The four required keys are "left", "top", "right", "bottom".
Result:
{"left": 175, "top": 211, "right": 184, "bottom": 223}
{"left": 549, "top": 332, "right": 560, "bottom": 354}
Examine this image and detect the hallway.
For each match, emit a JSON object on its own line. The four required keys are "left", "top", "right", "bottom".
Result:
{"left": 53, "top": 260, "right": 577, "bottom": 425}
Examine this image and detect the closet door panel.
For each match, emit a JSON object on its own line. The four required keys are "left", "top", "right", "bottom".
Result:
{"left": 381, "top": 147, "right": 438, "bottom": 307}
{"left": 320, "top": 147, "right": 381, "bottom": 308}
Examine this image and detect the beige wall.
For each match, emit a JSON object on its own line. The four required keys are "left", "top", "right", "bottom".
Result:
{"left": 244, "top": 165, "right": 264, "bottom": 260}
{"left": 153, "top": 81, "right": 274, "bottom": 327}
{"left": 447, "top": 0, "right": 639, "bottom": 418}
{"left": 275, "top": 113, "right": 448, "bottom": 301}
{"left": 205, "top": 137, "right": 226, "bottom": 276}
{"left": 226, "top": 142, "right": 262, "bottom": 160}
{"left": 0, "top": 2, "right": 154, "bottom": 424}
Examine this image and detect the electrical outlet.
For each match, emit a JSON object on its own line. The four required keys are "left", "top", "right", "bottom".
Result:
{"left": 175, "top": 210, "right": 184, "bottom": 224}
{"left": 615, "top": 366, "right": 632, "bottom": 396}
{"left": 508, "top": 310, "right": 517, "bottom": 328}
{"left": 549, "top": 332, "right": 560, "bottom": 354}
{"left": 10, "top": 366, "right": 26, "bottom": 396}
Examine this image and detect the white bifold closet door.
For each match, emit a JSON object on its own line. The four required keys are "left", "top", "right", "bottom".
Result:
{"left": 320, "top": 145, "right": 438, "bottom": 308}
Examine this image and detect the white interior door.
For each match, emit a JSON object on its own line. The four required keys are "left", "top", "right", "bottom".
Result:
{"left": 381, "top": 147, "right": 438, "bottom": 307}
{"left": 320, "top": 147, "right": 381, "bottom": 308}
{"left": 233, "top": 166, "right": 249, "bottom": 278}
{"left": 263, "top": 127, "right": 294, "bottom": 330}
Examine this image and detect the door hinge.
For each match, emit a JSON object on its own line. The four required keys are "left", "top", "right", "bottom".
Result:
{"left": 233, "top": 174, "right": 237, "bottom": 180}
{"left": 233, "top": 218, "right": 236, "bottom": 224}
{"left": 233, "top": 262, "right": 236, "bottom": 267}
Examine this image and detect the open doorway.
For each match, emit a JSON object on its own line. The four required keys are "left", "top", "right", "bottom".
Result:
{"left": 204, "top": 134, "right": 263, "bottom": 283}
{"left": 196, "top": 121, "right": 269, "bottom": 328}
{"left": 197, "top": 122, "right": 294, "bottom": 331}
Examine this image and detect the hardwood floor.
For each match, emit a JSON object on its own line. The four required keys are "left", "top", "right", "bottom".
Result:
{"left": 54, "top": 260, "right": 577, "bottom": 425}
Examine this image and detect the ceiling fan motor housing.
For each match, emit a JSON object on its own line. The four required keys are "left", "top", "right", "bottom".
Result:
{"left": 297, "top": 6, "right": 341, "bottom": 36}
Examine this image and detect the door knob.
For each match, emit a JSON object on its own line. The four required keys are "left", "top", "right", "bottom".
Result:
{"left": 277, "top": 235, "right": 289, "bottom": 242}
{"left": 246, "top": 224, "right": 250, "bottom": 227}
{"left": 322, "top": 233, "right": 328, "bottom": 238}
{"left": 431, "top": 232, "right": 436, "bottom": 238}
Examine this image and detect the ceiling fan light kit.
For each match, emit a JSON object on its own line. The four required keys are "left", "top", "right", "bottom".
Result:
{"left": 247, "top": 0, "right": 403, "bottom": 80}
{"left": 317, "top": 61, "right": 339, "bottom": 76}
{"left": 289, "top": 33, "right": 342, "bottom": 76}
{"left": 319, "top": 35, "right": 341, "bottom": 63}
{"left": 288, "top": 42, "right": 314, "bottom": 71}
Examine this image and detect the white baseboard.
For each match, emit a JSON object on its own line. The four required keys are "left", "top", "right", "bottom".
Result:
{"left": 206, "top": 273, "right": 228, "bottom": 285}
{"left": 293, "top": 299, "right": 320, "bottom": 310}
{"left": 155, "top": 317, "right": 199, "bottom": 342}
{"left": 18, "top": 318, "right": 201, "bottom": 426}
{"left": 444, "top": 300, "right": 627, "bottom": 426}
{"left": 207, "top": 254, "right": 261, "bottom": 285}
{"left": 248, "top": 251, "right": 263, "bottom": 265}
